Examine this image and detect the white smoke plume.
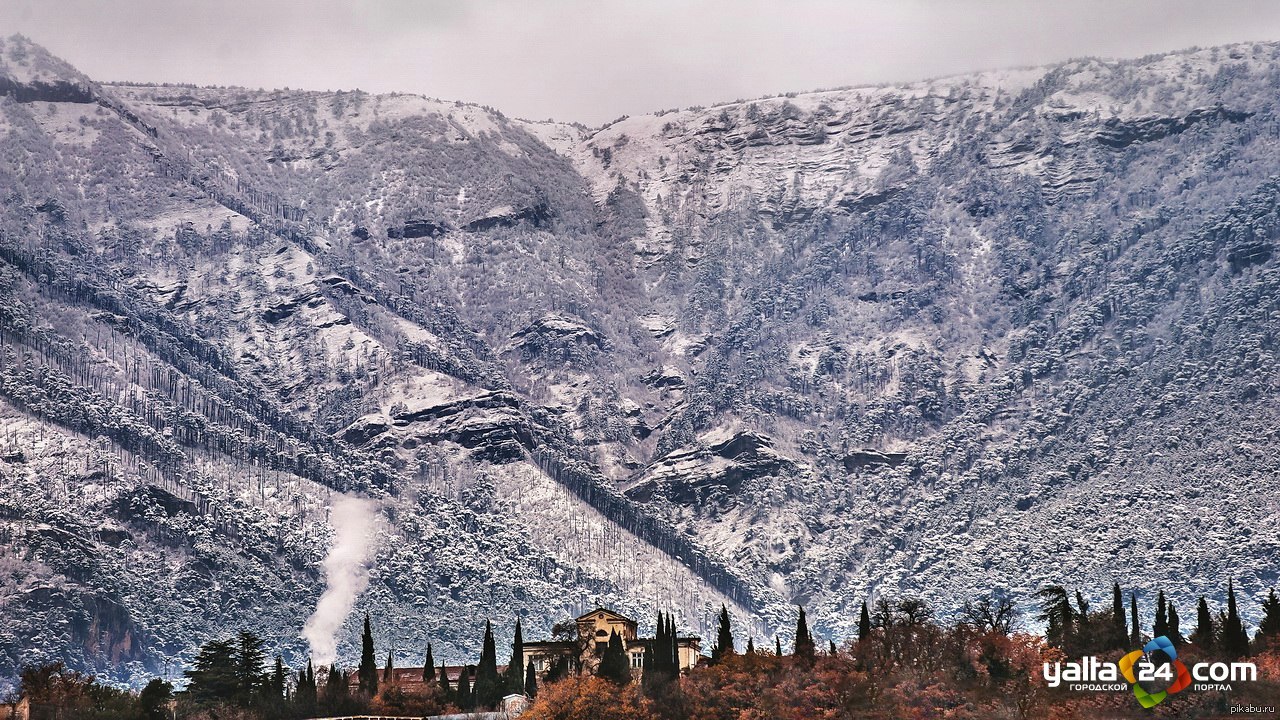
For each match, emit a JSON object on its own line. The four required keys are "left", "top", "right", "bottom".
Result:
{"left": 301, "top": 495, "right": 382, "bottom": 666}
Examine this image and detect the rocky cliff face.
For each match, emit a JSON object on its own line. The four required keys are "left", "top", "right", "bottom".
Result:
{"left": 3, "top": 33, "right": 1280, "bottom": 689}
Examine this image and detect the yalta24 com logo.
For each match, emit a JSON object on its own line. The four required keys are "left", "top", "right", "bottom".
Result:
{"left": 1043, "top": 635, "right": 1258, "bottom": 708}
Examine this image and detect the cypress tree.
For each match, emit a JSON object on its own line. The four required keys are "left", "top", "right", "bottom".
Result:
{"left": 525, "top": 658, "right": 538, "bottom": 699}
{"left": 505, "top": 618, "right": 525, "bottom": 695}
{"left": 383, "top": 649, "right": 394, "bottom": 684}
{"left": 775, "top": 636, "right": 782, "bottom": 657}
{"left": 358, "top": 613, "right": 378, "bottom": 696}
{"left": 599, "top": 629, "right": 632, "bottom": 686}
{"left": 296, "top": 659, "right": 316, "bottom": 708}
{"left": 794, "top": 606, "right": 816, "bottom": 663}
{"left": 272, "top": 655, "right": 286, "bottom": 700}
{"left": 324, "top": 664, "right": 346, "bottom": 705}
{"left": 1168, "top": 601, "right": 1182, "bottom": 645}
{"left": 858, "top": 601, "right": 872, "bottom": 643}
{"left": 1129, "top": 593, "right": 1140, "bottom": 646}
{"left": 667, "top": 613, "right": 679, "bottom": 671}
{"left": 455, "top": 666, "right": 472, "bottom": 710}
{"left": 474, "top": 620, "right": 502, "bottom": 708}
{"left": 1154, "top": 591, "right": 1168, "bottom": 640}
{"left": 746, "top": 637, "right": 755, "bottom": 654}
{"left": 423, "top": 643, "right": 434, "bottom": 683}
{"left": 713, "top": 604, "right": 735, "bottom": 660}
{"left": 1257, "top": 588, "right": 1280, "bottom": 644}
{"left": 437, "top": 662, "right": 450, "bottom": 697}
{"left": 829, "top": 639, "right": 837, "bottom": 656}
{"left": 1112, "top": 583, "right": 1127, "bottom": 648}
{"left": 1191, "top": 597, "right": 1215, "bottom": 649}
{"left": 1223, "top": 580, "right": 1250, "bottom": 657}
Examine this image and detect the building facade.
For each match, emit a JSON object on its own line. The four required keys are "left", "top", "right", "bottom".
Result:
{"left": 521, "top": 608, "right": 701, "bottom": 678}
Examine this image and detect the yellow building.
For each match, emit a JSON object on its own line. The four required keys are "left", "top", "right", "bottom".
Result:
{"left": 522, "top": 608, "right": 701, "bottom": 678}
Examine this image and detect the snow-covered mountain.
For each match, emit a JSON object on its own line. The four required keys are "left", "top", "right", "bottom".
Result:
{"left": 2, "top": 34, "right": 1280, "bottom": 689}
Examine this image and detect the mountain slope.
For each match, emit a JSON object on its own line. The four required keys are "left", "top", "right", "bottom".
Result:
{"left": 3, "top": 33, "right": 1280, "bottom": 689}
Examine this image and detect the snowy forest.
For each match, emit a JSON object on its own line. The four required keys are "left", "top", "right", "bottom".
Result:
{"left": 1, "top": 31, "right": 1280, "bottom": 707}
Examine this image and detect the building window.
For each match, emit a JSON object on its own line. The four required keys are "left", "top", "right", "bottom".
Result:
{"left": 631, "top": 653, "right": 643, "bottom": 668}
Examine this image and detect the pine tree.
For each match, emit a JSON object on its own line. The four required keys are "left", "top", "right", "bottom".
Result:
{"left": 1191, "top": 597, "right": 1215, "bottom": 650}
{"left": 1257, "top": 588, "right": 1280, "bottom": 645}
{"left": 1129, "top": 593, "right": 1140, "bottom": 646}
{"left": 423, "top": 643, "right": 434, "bottom": 683}
{"left": 1223, "top": 580, "right": 1250, "bottom": 657}
{"left": 1168, "top": 601, "right": 1182, "bottom": 645}
{"left": 505, "top": 618, "right": 525, "bottom": 695}
{"left": 794, "top": 606, "right": 816, "bottom": 663}
{"left": 713, "top": 604, "right": 735, "bottom": 660}
{"left": 474, "top": 620, "right": 503, "bottom": 708}
{"left": 1112, "top": 583, "right": 1127, "bottom": 648}
{"left": 1154, "top": 590, "right": 1168, "bottom": 640}
{"left": 858, "top": 601, "right": 872, "bottom": 643}
{"left": 1037, "top": 586, "right": 1075, "bottom": 649}
{"left": 383, "top": 649, "right": 394, "bottom": 684}
{"left": 600, "top": 629, "right": 632, "bottom": 686}
{"left": 185, "top": 639, "right": 238, "bottom": 703}
{"left": 358, "top": 613, "right": 378, "bottom": 696}
{"left": 525, "top": 658, "right": 538, "bottom": 699}
{"left": 234, "top": 631, "right": 268, "bottom": 707}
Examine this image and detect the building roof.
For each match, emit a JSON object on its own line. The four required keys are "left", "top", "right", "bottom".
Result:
{"left": 575, "top": 607, "right": 637, "bottom": 624}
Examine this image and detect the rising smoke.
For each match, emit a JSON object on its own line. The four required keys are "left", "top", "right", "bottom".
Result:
{"left": 301, "top": 495, "right": 383, "bottom": 665}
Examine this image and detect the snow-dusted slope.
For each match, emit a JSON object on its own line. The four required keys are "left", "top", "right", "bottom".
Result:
{"left": 4, "top": 33, "right": 1280, "bottom": 691}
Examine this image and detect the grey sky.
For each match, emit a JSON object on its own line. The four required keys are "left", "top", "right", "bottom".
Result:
{"left": 5, "top": 0, "right": 1280, "bottom": 126}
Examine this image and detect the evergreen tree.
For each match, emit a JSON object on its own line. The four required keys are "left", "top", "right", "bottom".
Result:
{"left": 437, "top": 663, "right": 450, "bottom": 698}
{"left": 454, "top": 666, "right": 473, "bottom": 710}
{"left": 1223, "top": 580, "right": 1250, "bottom": 657}
{"left": 713, "top": 604, "right": 735, "bottom": 660}
{"left": 794, "top": 606, "right": 816, "bottom": 663}
{"left": 271, "top": 655, "right": 286, "bottom": 700}
{"left": 423, "top": 643, "right": 434, "bottom": 683}
{"left": 775, "top": 636, "right": 782, "bottom": 657}
{"left": 383, "top": 649, "right": 394, "bottom": 684}
{"left": 525, "top": 658, "right": 538, "bottom": 699}
{"left": 505, "top": 618, "right": 525, "bottom": 695}
{"left": 1075, "top": 591, "right": 1090, "bottom": 636}
{"left": 1036, "top": 586, "right": 1075, "bottom": 648}
{"left": 1191, "top": 597, "right": 1215, "bottom": 649}
{"left": 1168, "top": 601, "right": 1182, "bottom": 645}
{"left": 234, "top": 631, "right": 268, "bottom": 706}
{"left": 185, "top": 638, "right": 238, "bottom": 703}
{"left": 137, "top": 679, "right": 173, "bottom": 720}
{"left": 599, "top": 629, "right": 632, "bottom": 686}
{"left": 474, "top": 620, "right": 502, "bottom": 708}
{"left": 325, "top": 663, "right": 345, "bottom": 700}
{"left": 358, "top": 613, "right": 378, "bottom": 696}
{"left": 858, "top": 601, "right": 872, "bottom": 643}
{"left": 829, "top": 639, "right": 837, "bottom": 656}
{"left": 644, "top": 611, "right": 678, "bottom": 697}
{"left": 1154, "top": 591, "right": 1168, "bottom": 639}
{"left": 1257, "top": 588, "right": 1280, "bottom": 645}
{"left": 1130, "top": 593, "right": 1140, "bottom": 646}
{"left": 746, "top": 637, "right": 755, "bottom": 654}
{"left": 1112, "top": 583, "right": 1127, "bottom": 648}
{"left": 296, "top": 660, "right": 317, "bottom": 710}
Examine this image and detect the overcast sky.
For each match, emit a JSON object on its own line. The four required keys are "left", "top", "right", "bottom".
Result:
{"left": 5, "top": 0, "right": 1280, "bottom": 126}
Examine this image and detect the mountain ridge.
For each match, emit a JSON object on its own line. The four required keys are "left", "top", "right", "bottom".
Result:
{"left": 2, "top": 32, "right": 1280, "bottom": 690}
